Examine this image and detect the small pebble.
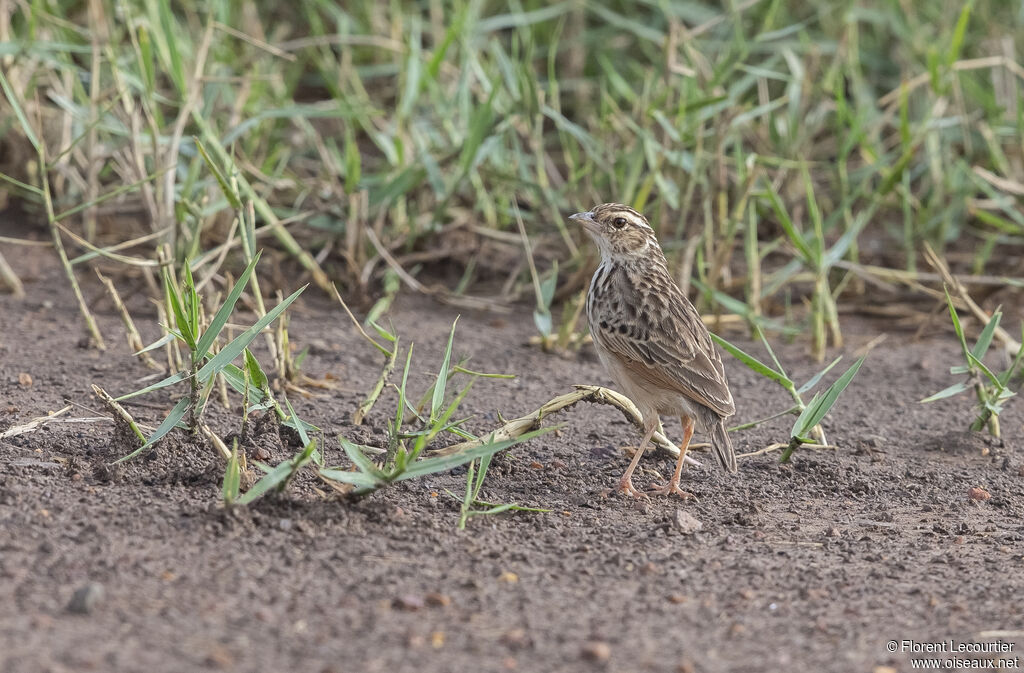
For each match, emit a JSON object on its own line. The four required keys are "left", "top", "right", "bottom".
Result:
{"left": 677, "top": 660, "right": 697, "bottom": 673}
{"left": 673, "top": 510, "right": 703, "bottom": 534}
{"left": 967, "top": 487, "right": 991, "bottom": 502}
{"left": 500, "top": 628, "right": 529, "bottom": 650}
{"left": 67, "top": 583, "right": 104, "bottom": 614}
{"left": 204, "top": 646, "right": 234, "bottom": 670}
{"left": 631, "top": 499, "right": 650, "bottom": 515}
{"left": 425, "top": 592, "right": 451, "bottom": 607}
{"left": 580, "top": 640, "right": 611, "bottom": 663}
{"left": 393, "top": 595, "right": 424, "bottom": 611}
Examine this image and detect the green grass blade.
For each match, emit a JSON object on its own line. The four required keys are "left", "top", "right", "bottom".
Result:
{"left": 944, "top": 288, "right": 971, "bottom": 360}
{"left": 221, "top": 364, "right": 268, "bottom": 403}
{"left": 791, "top": 355, "right": 866, "bottom": 438}
{"left": 243, "top": 348, "right": 269, "bottom": 391}
{"left": 965, "top": 351, "right": 1003, "bottom": 387}
{"left": 393, "top": 345, "right": 414, "bottom": 439}
{"left": 997, "top": 330, "right": 1024, "bottom": 386}
{"left": 284, "top": 397, "right": 321, "bottom": 465}
{"left": 317, "top": 467, "right": 381, "bottom": 489}
{"left": 756, "top": 327, "right": 788, "bottom": 378}
{"left": 222, "top": 442, "right": 240, "bottom": 504}
{"left": 196, "top": 285, "right": 306, "bottom": 383}
{"left": 116, "top": 396, "right": 189, "bottom": 462}
{"left": 764, "top": 184, "right": 814, "bottom": 262}
{"left": 471, "top": 453, "right": 492, "bottom": 503}
{"left": 947, "top": 2, "right": 972, "bottom": 66}
{"left": 396, "top": 427, "right": 554, "bottom": 482}
{"left": 164, "top": 269, "right": 196, "bottom": 350}
{"left": 193, "top": 253, "right": 261, "bottom": 359}
{"left": 235, "top": 441, "right": 316, "bottom": 505}
{"left": 283, "top": 395, "right": 310, "bottom": 447}
{"left": 921, "top": 381, "right": 971, "bottom": 403}
{"left": 0, "top": 70, "right": 40, "bottom": 151}
{"left": 970, "top": 310, "right": 1001, "bottom": 361}
{"left": 340, "top": 437, "right": 388, "bottom": 481}
{"left": 135, "top": 332, "right": 176, "bottom": 355}
{"left": 710, "top": 333, "right": 791, "bottom": 387}
{"left": 796, "top": 356, "right": 844, "bottom": 394}
{"left": 194, "top": 137, "right": 242, "bottom": 210}
{"left": 431, "top": 318, "right": 459, "bottom": 421}
{"left": 115, "top": 372, "right": 188, "bottom": 401}
{"left": 155, "top": 0, "right": 186, "bottom": 94}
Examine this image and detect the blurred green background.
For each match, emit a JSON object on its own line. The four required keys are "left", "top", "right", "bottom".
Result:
{"left": 2, "top": 0, "right": 1022, "bottom": 358}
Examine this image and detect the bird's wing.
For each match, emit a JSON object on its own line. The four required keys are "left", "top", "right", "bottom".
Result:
{"left": 591, "top": 275, "right": 735, "bottom": 418}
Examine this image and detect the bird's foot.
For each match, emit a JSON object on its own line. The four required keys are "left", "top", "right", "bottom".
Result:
{"left": 648, "top": 480, "right": 696, "bottom": 500}
{"left": 617, "top": 476, "right": 649, "bottom": 500}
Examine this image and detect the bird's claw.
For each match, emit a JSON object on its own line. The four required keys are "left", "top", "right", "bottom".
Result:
{"left": 617, "top": 477, "right": 650, "bottom": 500}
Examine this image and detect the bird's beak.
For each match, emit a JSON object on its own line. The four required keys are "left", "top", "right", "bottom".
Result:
{"left": 569, "top": 211, "right": 598, "bottom": 233}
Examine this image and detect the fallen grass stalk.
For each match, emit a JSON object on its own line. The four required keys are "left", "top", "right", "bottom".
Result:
{"left": 0, "top": 405, "right": 74, "bottom": 439}
{"left": 429, "top": 385, "right": 702, "bottom": 466}
{"left": 737, "top": 443, "right": 835, "bottom": 459}
{"left": 198, "top": 422, "right": 232, "bottom": 461}
{"left": 90, "top": 385, "right": 146, "bottom": 445}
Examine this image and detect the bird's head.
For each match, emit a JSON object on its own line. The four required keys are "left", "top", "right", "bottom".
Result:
{"left": 569, "top": 203, "right": 661, "bottom": 262}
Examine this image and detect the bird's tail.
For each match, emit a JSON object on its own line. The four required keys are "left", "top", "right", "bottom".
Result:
{"left": 710, "top": 419, "right": 737, "bottom": 474}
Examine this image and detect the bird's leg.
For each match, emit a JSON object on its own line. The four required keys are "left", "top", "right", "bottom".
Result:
{"left": 650, "top": 415, "right": 695, "bottom": 499}
{"left": 618, "top": 418, "right": 657, "bottom": 498}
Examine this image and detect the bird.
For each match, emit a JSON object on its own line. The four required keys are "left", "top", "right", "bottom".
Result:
{"left": 569, "top": 203, "right": 737, "bottom": 498}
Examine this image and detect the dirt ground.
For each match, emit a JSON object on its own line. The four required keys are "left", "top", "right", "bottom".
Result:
{"left": 2, "top": 237, "right": 1023, "bottom": 673}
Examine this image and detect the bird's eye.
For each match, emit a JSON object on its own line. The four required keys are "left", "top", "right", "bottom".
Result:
{"left": 612, "top": 217, "right": 627, "bottom": 229}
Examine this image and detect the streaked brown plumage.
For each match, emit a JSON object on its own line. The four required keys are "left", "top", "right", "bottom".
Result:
{"left": 570, "top": 203, "right": 737, "bottom": 498}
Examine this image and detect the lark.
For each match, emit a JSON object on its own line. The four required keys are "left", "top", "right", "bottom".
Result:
{"left": 570, "top": 203, "right": 737, "bottom": 498}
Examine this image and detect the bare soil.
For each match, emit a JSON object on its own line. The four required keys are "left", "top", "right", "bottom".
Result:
{"left": 2, "top": 240, "right": 1023, "bottom": 673}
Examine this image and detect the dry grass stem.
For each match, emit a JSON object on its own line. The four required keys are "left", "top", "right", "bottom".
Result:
{"left": 198, "top": 422, "right": 232, "bottom": 461}
{"left": 737, "top": 443, "right": 836, "bottom": 458}
{"left": 95, "top": 269, "right": 164, "bottom": 371}
{"left": 353, "top": 346, "right": 398, "bottom": 426}
{"left": 429, "top": 385, "right": 702, "bottom": 466}
{"left": 0, "top": 405, "right": 73, "bottom": 439}
{"left": 0, "top": 250, "right": 24, "bottom": 297}
{"left": 923, "top": 242, "right": 1022, "bottom": 353}
{"left": 90, "top": 384, "right": 145, "bottom": 444}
